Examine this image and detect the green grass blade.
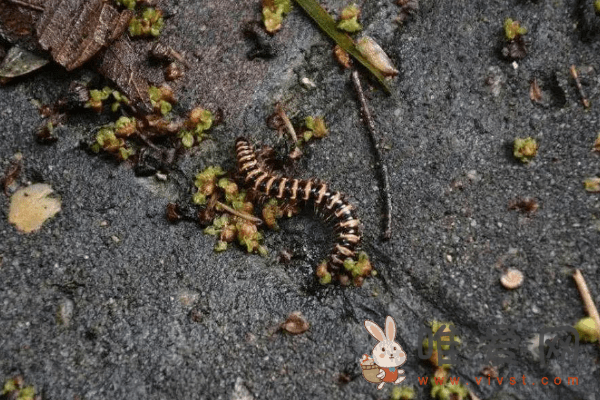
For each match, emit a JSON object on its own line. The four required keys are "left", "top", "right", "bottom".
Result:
{"left": 294, "top": 0, "right": 391, "bottom": 93}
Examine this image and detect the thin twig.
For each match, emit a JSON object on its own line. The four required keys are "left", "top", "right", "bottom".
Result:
{"left": 276, "top": 104, "right": 298, "bottom": 143}
{"left": 216, "top": 201, "right": 263, "bottom": 225}
{"left": 8, "top": 0, "right": 44, "bottom": 11}
{"left": 351, "top": 70, "right": 392, "bottom": 240}
{"left": 276, "top": 104, "right": 303, "bottom": 159}
{"left": 570, "top": 65, "right": 590, "bottom": 109}
{"left": 573, "top": 269, "right": 600, "bottom": 349}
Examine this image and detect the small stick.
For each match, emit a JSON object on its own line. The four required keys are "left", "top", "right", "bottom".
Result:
{"left": 276, "top": 104, "right": 299, "bottom": 143}
{"left": 216, "top": 201, "right": 263, "bottom": 225}
{"left": 136, "top": 131, "right": 161, "bottom": 151}
{"left": 351, "top": 70, "right": 392, "bottom": 240}
{"left": 573, "top": 269, "right": 600, "bottom": 348}
{"left": 8, "top": 0, "right": 44, "bottom": 11}
{"left": 570, "top": 65, "right": 590, "bottom": 109}
{"left": 276, "top": 104, "right": 303, "bottom": 159}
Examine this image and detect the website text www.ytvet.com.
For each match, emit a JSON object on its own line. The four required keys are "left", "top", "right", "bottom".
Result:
{"left": 418, "top": 375, "right": 579, "bottom": 386}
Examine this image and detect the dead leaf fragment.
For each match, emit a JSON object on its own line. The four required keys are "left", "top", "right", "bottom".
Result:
{"left": 529, "top": 78, "right": 542, "bottom": 102}
{"left": 0, "top": 46, "right": 49, "bottom": 79}
{"left": 333, "top": 44, "right": 352, "bottom": 69}
{"left": 8, "top": 183, "right": 61, "bottom": 233}
{"left": 281, "top": 311, "right": 309, "bottom": 334}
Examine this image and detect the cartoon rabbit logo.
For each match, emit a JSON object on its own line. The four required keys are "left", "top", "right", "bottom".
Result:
{"left": 360, "top": 316, "right": 407, "bottom": 390}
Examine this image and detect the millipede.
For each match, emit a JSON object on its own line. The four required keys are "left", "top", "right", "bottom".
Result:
{"left": 235, "top": 137, "right": 371, "bottom": 286}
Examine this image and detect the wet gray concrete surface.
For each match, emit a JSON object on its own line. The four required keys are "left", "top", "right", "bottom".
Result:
{"left": 1, "top": 0, "right": 599, "bottom": 399}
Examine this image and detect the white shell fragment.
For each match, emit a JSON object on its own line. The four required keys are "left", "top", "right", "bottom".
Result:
{"left": 8, "top": 183, "right": 61, "bottom": 233}
{"left": 355, "top": 36, "right": 399, "bottom": 77}
{"left": 500, "top": 268, "right": 524, "bottom": 289}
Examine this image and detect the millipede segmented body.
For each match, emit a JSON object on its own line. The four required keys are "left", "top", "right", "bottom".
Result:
{"left": 235, "top": 137, "right": 362, "bottom": 278}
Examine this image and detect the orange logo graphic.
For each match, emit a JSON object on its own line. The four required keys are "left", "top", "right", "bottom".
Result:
{"left": 361, "top": 316, "right": 407, "bottom": 390}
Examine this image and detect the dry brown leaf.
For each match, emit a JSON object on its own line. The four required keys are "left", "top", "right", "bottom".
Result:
{"left": 8, "top": 183, "right": 61, "bottom": 233}
{"left": 281, "top": 311, "right": 310, "bottom": 334}
{"left": 529, "top": 78, "right": 542, "bottom": 102}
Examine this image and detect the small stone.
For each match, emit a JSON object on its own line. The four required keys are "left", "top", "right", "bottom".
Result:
{"left": 300, "top": 77, "right": 316, "bottom": 88}
{"left": 111, "top": 235, "right": 120, "bottom": 243}
{"left": 56, "top": 298, "right": 74, "bottom": 326}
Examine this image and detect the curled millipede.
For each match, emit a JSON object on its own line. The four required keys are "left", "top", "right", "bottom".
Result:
{"left": 235, "top": 137, "right": 364, "bottom": 284}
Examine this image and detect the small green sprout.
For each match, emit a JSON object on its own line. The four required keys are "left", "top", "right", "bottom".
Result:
{"left": 91, "top": 125, "right": 134, "bottom": 161}
{"left": 110, "top": 90, "right": 129, "bottom": 112}
{"left": 262, "top": 0, "right": 292, "bottom": 33}
{"left": 190, "top": 107, "right": 213, "bottom": 133}
{"left": 192, "top": 166, "right": 226, "bottom": 205}
{"left": 204, "top": 214, "right": 230, "bottom": 235}
{"left": 504, "top": 18, "right": 527, "bottom": 41}
{"left": 574, "top": 317, "right": 599, "bottom": 342}
{"left": 584, "top": 177, "right": 600, "bottom": 193}
{"left": 180, "top": 131, "right": 194, "bottom": 148}
{"left": 86, "top": 86, "right": 112, "bottom": 112}
{"left": 148, "top": 85, "right": 175, "bottom": 116}
{"left": 431, "top": 378, "right": 469, "bottom": 400}
{"left": 218, "top": 178, "right": 242, "bottom": 206}
{"left": 180, "top": 107, "right": 213, "bottom": 147}
{"left": 595, "top": 0, "right": 600, "bottom": 14}
{"left": 129, "top": 7, "right": 164, "bottom": 37}
{"left": 513, "top": 137, "right": 538, "bottom": 163}
{"left": 85, "top": 87, "right": 129, "bottom": 113}
{"left": 236, "top": 219, "right": 264, "bottom": 253}
{"left": 337, "top": 4, "right": 362, "bottom": 33}
{"left": 305, "top": 116, "right": 328, "bottom": 138}
{"left": 114, "top": 0, "right": 137, "bottom": 10}
{"left": 316, "top": 261, "right": 332, "bottom": 284}
{"left": 343, "top": 252, "right": 372, "bottom": 278}
{"left": 390, "top": 386, "right": 416, "bottom": 400}
{"left": 115, "top": 116, "right": 137, "bottom": 137}
{"left": 214, "top": 240, "right": 228, "bottom": 252}
{"left": 262, "top": 198, "right": 284, "bottom": 230}
{"left": 422, "top": 321, "right": 461, "bottom": 369}
{"left": 299, "top": 116, "right": 328, "bottom": 145}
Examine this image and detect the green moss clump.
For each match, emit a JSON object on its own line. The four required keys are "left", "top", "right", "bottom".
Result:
{"left": 513, "top": 137, "right": 538, "bottom": 163}
{"left": 180, "top": 107, "right": 213, "bottom": 148}
{"left": 431, "top": 379, "right": 469, "bottom": 400}
{"left": 115, "top": 0, "right": 137, "bottom": 10}
{"left": 91, "top": 126, "right": 134, "bottom": 160}
{"left": 192, "top": 166, "right": 226, "bottom": 205}
{"left": 316, "top": 261, "right": 332, "bottom": 285}
{"left": 262, "top": 0, "right": 292, "bottom": 33}
{"left": 148, "top": 85, "right": 174, "bottom": 116}
{"left": 422, "top": 321, "right": 461, "bottom": 369}
{"left": 85, "top": 86, "right": 129, "bottom": 113}
{"left": 390, "top": 386, "right": 416, "bottom": 400}
{"left": 504, "top": 18, "right": 527, "bottom": 41}
{"left": 115, "top": 116, "right": 137, "bottom": 137}
{"left": 262, "top": 198, "right": 284, "bottom": 230}
{"left": 298, "top": 116, "right": 329, "bottom": 146}
{"left": 129, "top": 7, "right": 164, "bottom": 37}
{"left": 337, "top": 4, "right": 362, "bottom": 32}
{"left": 2, "top": 377, "right": 36, "bottom": 400}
